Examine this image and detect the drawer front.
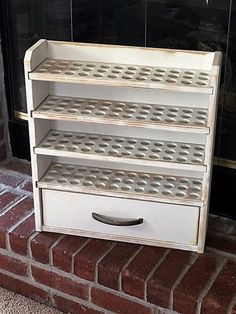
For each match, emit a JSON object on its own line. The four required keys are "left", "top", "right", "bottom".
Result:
{"left": 42, "top": 189, "right": 199, "bottom": 245}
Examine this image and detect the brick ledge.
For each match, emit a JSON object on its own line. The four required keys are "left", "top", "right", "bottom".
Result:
{"left": 0, "top": 158, "right": 235, "bottom": 314}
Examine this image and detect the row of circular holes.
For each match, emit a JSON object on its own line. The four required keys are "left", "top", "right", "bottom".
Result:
{"left": 49, "top": 165, "right": 202, "bottom": 185}
{"left": 45, "top": 60, "right": 210, "bottom": 77}
{"left": 41, "top": 62, "right": 210, "bottom": 85}
{"left": 38, "top": 67, "right": 208, "bottom": 86}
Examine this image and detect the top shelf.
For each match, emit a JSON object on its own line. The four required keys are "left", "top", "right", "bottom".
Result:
{"left": 25, "top": 40, "right": 221, "bottom": 95}
{"left": 30, "top": 58, "right": 213, "bottom": 94}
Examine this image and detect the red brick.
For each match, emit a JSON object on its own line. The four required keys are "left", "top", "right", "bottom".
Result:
{"left": 9, "top": 213, "right": 35, "bottom": 256}
{"left": 52, "top": 235, "right": 87, "bottom": 273}
{"left": 98, "top": 242, "right": 139, "bottom": 290}
{"left": 0, "top": 272, "right": 50, "bottom": 304}
{"left": 0, "top": 172, "right": 23, "bottom": 188}
{"left": 91, "top": 287, "right": 152, "bottom": 314}
{"left": 32, "top": 266, "right": 89, "bottom": 300}
{"left": 0, "top": 143, "right": 7, "bottom": 161}
{"left": 5, "top": 159, "right": 32, "bottom": 176}
{"left": 201, "top": 260, "right": 236, "bottom": 314}
{"left": 74, "top": 239, "right": 113, "bottom": 281}
{"left": 0, "top": 191, "right": 19, "bottom": 213}
{"left": 21, "top": 180, "right": 33, "bottom": 192}
{"left": 0, "top": 252, "right": 28, "bottom": 276}
{"left": 147, "top": 250, "right": 193, "bottom": 308}
{"left": 53, "top": 295, "right": 103, "bottom": 314}
{"left": 173, "top": 254, "right": 220, "bottom": 314}
{"left": 122, "top": 246, "right": 167, "bottom": 299}
{"left": 206, "top": 233, "right": 236, "bottom": 255}
{"left": 31, "top": 232, "right": 61, "bottom": 264}
{"left": 0, "top": 196, "right": 33, "bottom": 248}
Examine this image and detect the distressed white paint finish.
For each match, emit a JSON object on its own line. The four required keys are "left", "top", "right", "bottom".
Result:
{"left": 42, "top": 190, "right": 200, "bottom": 246}
{"left": 24, "top": 39, "right": 222, "bottom": 253}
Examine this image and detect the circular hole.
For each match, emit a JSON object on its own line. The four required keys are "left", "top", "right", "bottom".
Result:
{"left": 112, "top": 178, "right": 122, "bottom": 183}
{"left": 113, "top": 107, "right": 123, "bottom": 112}
{"left": 141, "top": 67, "right": 152, "bottom": 72}
{"left": 199, "top": 72, "right": 209, "bottom": 76}
{"left": 42, "top": 143, "right": 51, "bottom": 148}
{"left": 95, "top": 148, "right": 105, "bottom": 154}
{"left": 78, "top": 72, "right": 89, "bottom": 76}
{"left": 179, "top": 151, "right": 189, "bottom": 156}
{"left": 139, "top": 110, "right": 149, "bottom": 115}
{"left": 83, "top": 181, "right": 93, "bottom": 186}
{"left": 55, "top": 144, "right": 65, "bottom": 150}
{"left": 102, "top": 170, "right": 112, "bottom": 175}
{"left": 100, "top": 64, "right": 111, "bottom": 69}
{"left": 185, "top": 71, "right": 195, "bottom": 75}
{"left": 125, "top": 66, "right": 137, "bottom": 71}
{"left": 168, "top": 74, "right": 179, "bottom": 79}
{"left": 192, "top": 158, "right": 202, "bottom": 163}
{"left": 95, "top": 111, "right": 105, "bottom": 116}
{"left": 150, "top": 182, "right": 160, "bottom": 188}
{"left": 44, "top": 177, "right": 54, "bottom": 182}
{"left": 81, "top": 147, "right": 91, "bottom": 152}
{"left": 182, "top": 114, "right": 192, "bottom": 119}
{"left": 139, "top": 72, "right": 149, "bottom": 76}
{"left": 154, "top": 73, "right": 164, "bottom": 78}
{"left": 48, "top": 170, "right": 58, "bottom": 175}
{"left": 112, "top": 144, "right": 122, "bottom": 149}
{"left": 182, "top": 109, "right": 193, "bottom": 114}
{"left": 115, "top": 138, "right": 125, "bottom": 143}
{"left": 141, "top": 140, "right": 150, "bottom": 145}
{"left": 179, "top": 178, "right": 189, "bottom": 184}
{"left": 127, "top": 139, "right": 137, "bottom": 145}
{"left": 57, "top": 178, "right": 67, "bottom": 183}
{"left": 156, "top": 68, "right": 166, "bottom": 73}
{"left": 65, "top": 71, "right": 75, "bottom": 75}
{"left": 198, "top": 76, "right": 208, "bottom": 81}
{"left": 121, "top": 151, "right": 132, "bottom": 157}
{"left": 109, "top": 150, "right": 119, "bottom": 155}
{"left": 164, "top": 183, "right": 174, "bottom": 189}
{"left": 178, "top": 185, "right": 188, "bottom": 191}
{"left": 127, "top": 173, "right": 137, "bottom": 178}
{"left": 68, "top": 146, "right": 78, "bottom": 151}
{"left": 109, "top": 112, "right": 119, "bottom": 118}
{"left": 168, "top": 108, "right": 178, "bottom": 113}
{"left": 61, "top": 171, "right": 71, "bottom": 177}
{"left": 110, "top": 184, "right": 119, "bottom": 190}
{"left": 112, "top": 70, "right": 122, "bottom": 74}
{"left": 196, "top": 81, "right": 207, "bottom": 86}
{"left": 195, "top": 146, "right": 204, "bottom": 151}
{"left": 121, "top": 186, "right": 131, "bottom": 191}
{"left": 163, "top": 156, "right": 173, "bottom": 161}
{"left": 95, "top": 182, "right": 106, "bottom": 188}
{"left": 67, "top": 109, "right": 78, "bottom": 113}
{"left": 138, "top": 147, "right": 148, "bottom": 152}
{"left": 155, "top": 106, "right": 165, "bottom": 111}
{"left": 175, "top": 192, "right": 186, "bottom": 197}
{"left": 123, "top": 178, "right": 134, "bottom": 184}
{"left": 193, "top": 152, "right": 204, "bottom": 157}
{"left": 125, "top": 145, "right": 135, "bottom": 150}
{"left": 115, "top": 171, "right": 126, "bottom": 176}
{"left": 99, "top": 143, "right": 109, "bottom": 148}
{"left": 73, "top": 62, "right": 82, "bottom": 66}
{"left": 148, "top": 188, "right": 159, "bottom": 194}
{"left": 149, "top": 154, "right": 159, "bottom": 159}
{"left": 165, "top": 149, "right": 175, "bottom": 154}
{"left": 166, "top": 177, "right": 176, "bottom": 182}
{"left": 137, "top": 115, "right": 147, "bottom": 120}
{"left": 181, "top": 80, "right": 192, "bottom": 85}
{"left": 108, "top": 74, "right": 118, "bottom": 79}
{"left": 196, "top": 116, "right": 206, "bottom": 120}
{"left": 115, "top": 65, "right": 125, "bottom": 70}
{"left": 125, "top": 71, "right": 135, "bottom": 75}
{"left": 70, "top": 180, "right": 80, "bottom": 185}
{"left": 59, "top": 139, "right": 69, "bottom": 144}
{"left": 137, "top": 181, "right": 147, "bottom": 186}
{"left": 53, "top": 164, "right": 63, "bottom": 169}
{"left": 136, "top": 76, "right": 147, "bottom": 81}
{"left": 134, "top": 187, "right": 144, "bottom": 193}
{"left": 151, "top": 78, "right": 162, "bottom": 82}
{"left": 141, "top": 105, "right": 152, "bottom": 110}
{"left": 180, "top": 119, "right": 189, "bottom": 124}
{"left": 135, "top": 153, "right": 145, "bottom": 158}
{"left": 177, "top": 157, "right": 187, "bottom": 162}
{"left": 183, "top": 75, "right": 194, "bottom": 79}
{"left": 99, "top": 176, "right": 109, "bottom": 182}
{"left": 170, "top": 69, "right": 181, "bottom": 74}
{"left": 93, "top": 73, "right": 104, "bottom": 77}
{"left": 140, "top": 174, "right": 150, "bottom": 179}
{"left": 162, "top": 190, "right": 172, "bottom": 196}
{"left": 192, "top": 186, "right": 202, "bottom": 192}
{"left": 97, "top": 69, "right": 107, "bottom": 73}
{"left": 122, "top": 75, "right": 132, "bottom": 80}
{"left": 154, "top": 142, "right": 164, "bottom": 147}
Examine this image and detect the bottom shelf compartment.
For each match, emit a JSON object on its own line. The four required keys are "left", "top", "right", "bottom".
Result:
{"left": 41, "top": 189, "right": 200, "bottom": 247}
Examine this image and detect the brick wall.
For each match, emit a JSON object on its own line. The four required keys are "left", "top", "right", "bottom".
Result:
{"left": 0, "top": 159, "right": 236, "bottom": 314}
{"left": 0, "top": 39, "right": 10, "bottom": 161}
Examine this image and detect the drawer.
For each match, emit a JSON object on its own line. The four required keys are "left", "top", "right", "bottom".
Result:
{"left": 42, "top": 189, "right": 199, "bottom": 246}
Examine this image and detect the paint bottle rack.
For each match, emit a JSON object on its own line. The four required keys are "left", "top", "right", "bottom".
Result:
{"left": 24, "top": 40, "right": 221, "bottom": 252}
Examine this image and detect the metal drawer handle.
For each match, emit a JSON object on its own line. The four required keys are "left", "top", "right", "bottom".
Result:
{"left": 92, "top": 212, "right": 143, "bottom": 226}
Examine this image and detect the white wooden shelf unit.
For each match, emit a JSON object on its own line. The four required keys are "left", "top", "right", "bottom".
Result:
{"left": 24, "top": 39, "right": 221, "bottom": 253}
